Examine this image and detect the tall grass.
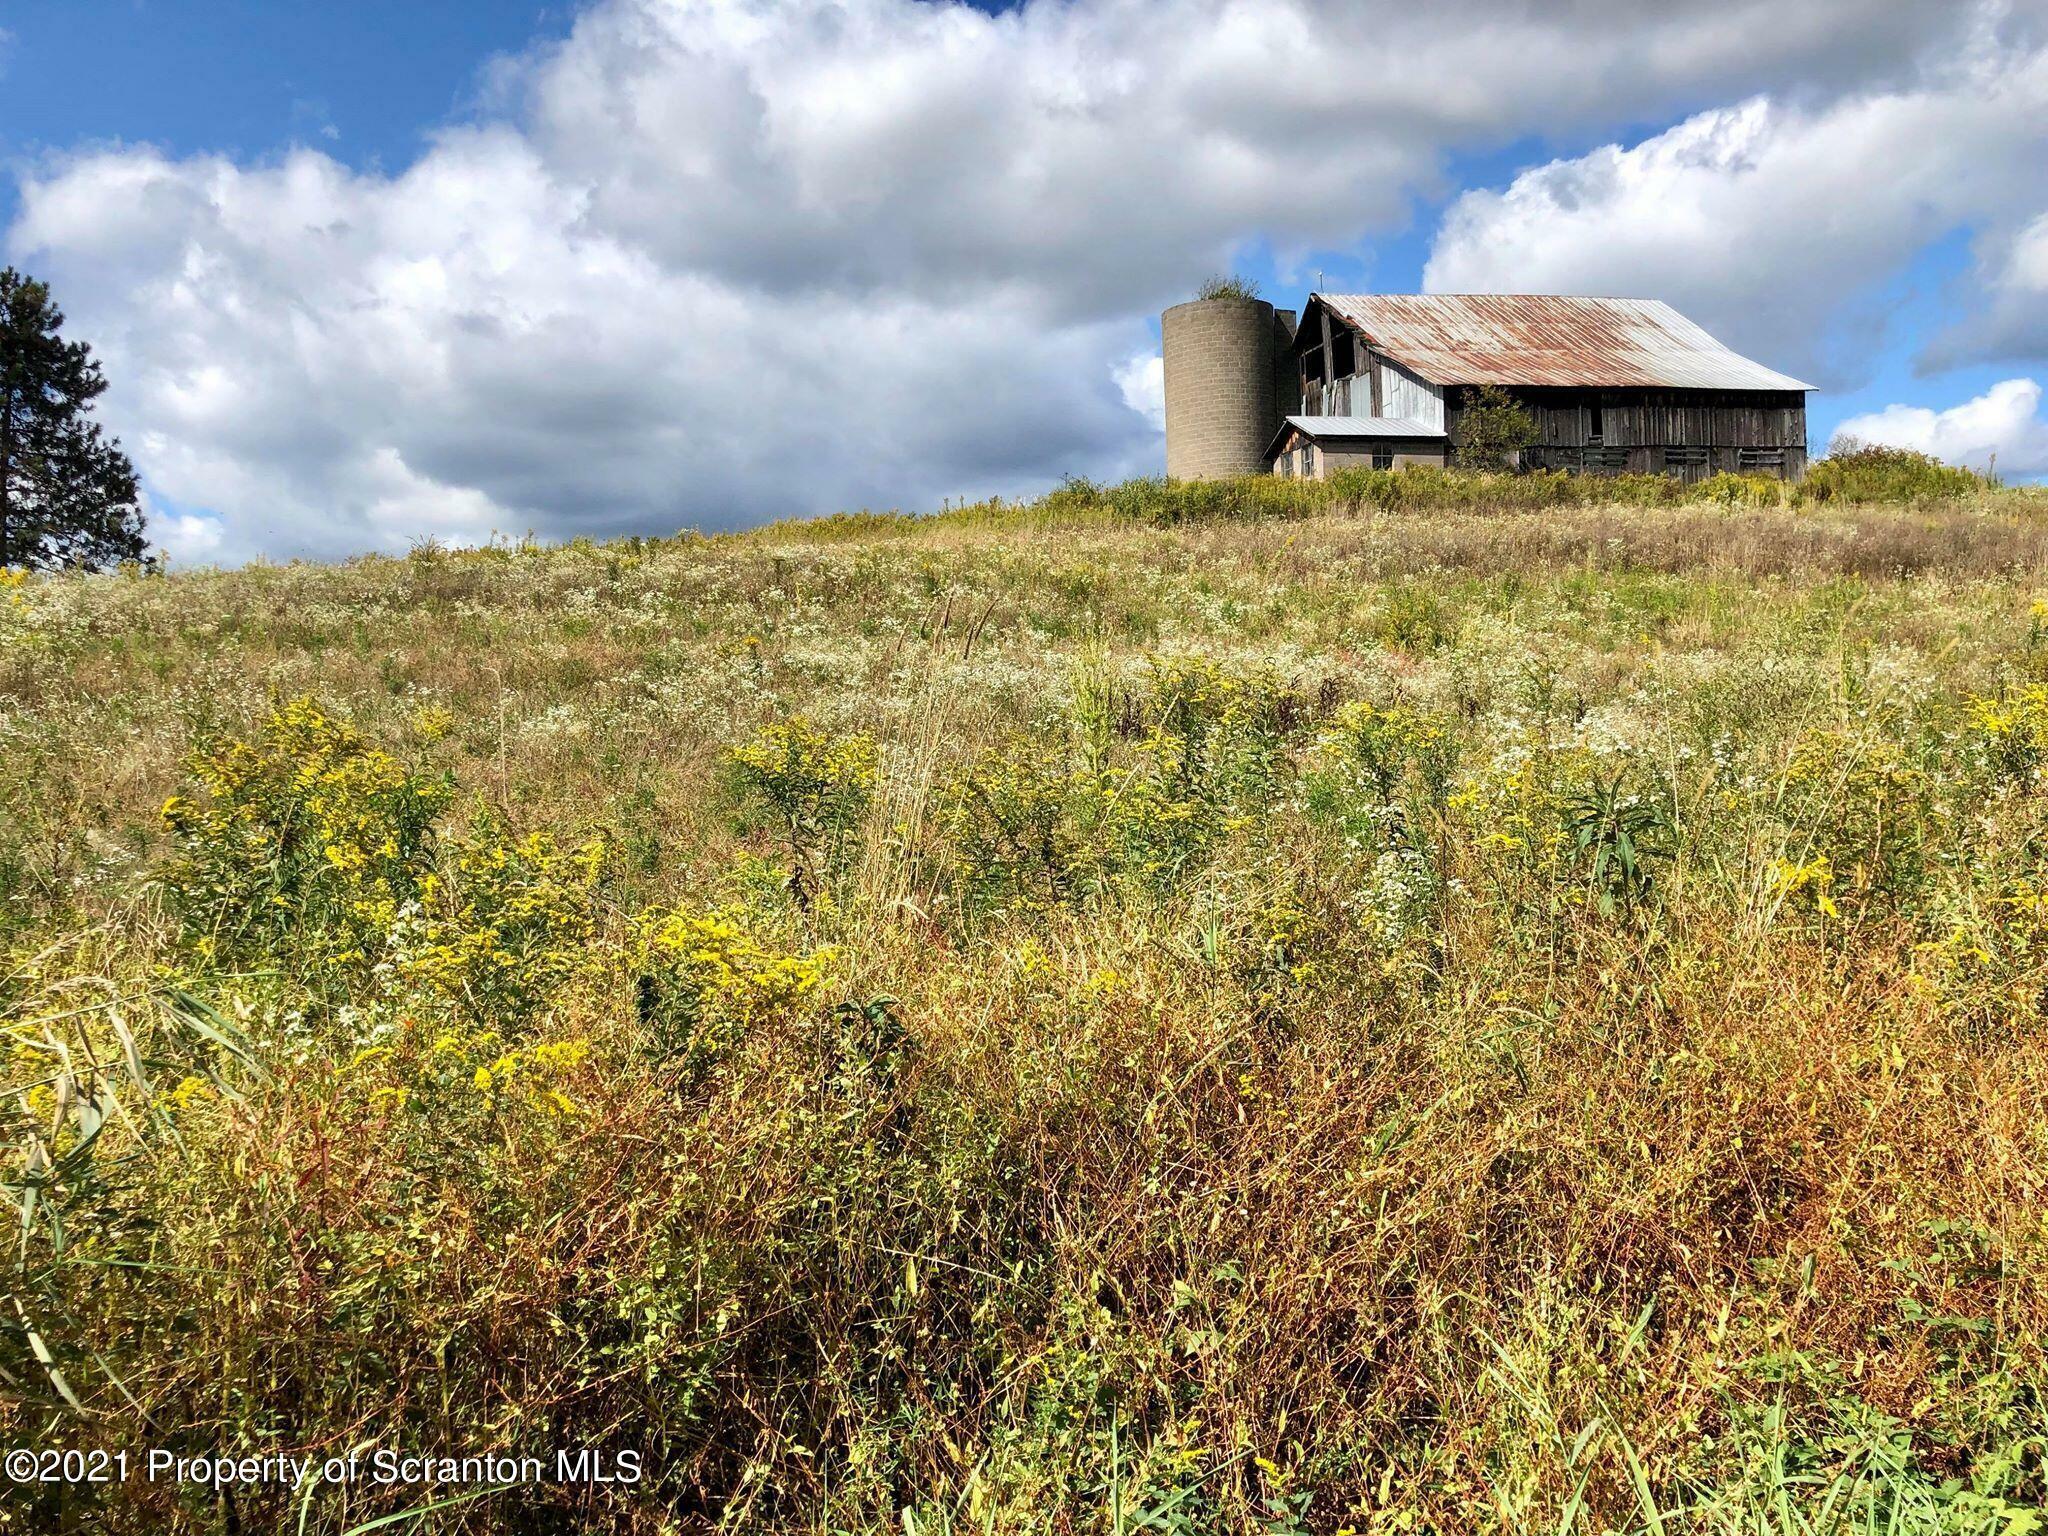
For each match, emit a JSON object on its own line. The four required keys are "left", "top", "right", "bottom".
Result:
{"left": 2, "top": 491, "right": 2046, "bottom": 1533}
{"left": 763, "top": 447, "right": 2003, "bottom": 541}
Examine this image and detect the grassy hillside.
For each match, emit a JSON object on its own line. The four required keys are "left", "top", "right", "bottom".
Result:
{"left": 6, "top": 479, "right": 2048, "bottom": 1533}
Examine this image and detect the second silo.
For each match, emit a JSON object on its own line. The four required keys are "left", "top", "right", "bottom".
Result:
{"left": 1162, "top": 297, "right": 1297, "bottom": 480}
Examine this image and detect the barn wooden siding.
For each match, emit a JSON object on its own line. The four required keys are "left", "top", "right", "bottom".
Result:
{"left": 1488, "top": 388, "right": 1806, "bottom": 448}
{"left": 1445, "top": 387, "right": 1809, "bottom": 482}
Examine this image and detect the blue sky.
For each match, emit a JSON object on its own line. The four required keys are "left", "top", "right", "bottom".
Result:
{"left": 4, "top": 0, "right": 2045, "bottom": 563}
{"left": 0, "top": 4, "right": 563, "bottom": 191}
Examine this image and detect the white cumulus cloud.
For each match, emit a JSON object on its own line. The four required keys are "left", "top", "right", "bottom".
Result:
{"left": 1833, "top": 378, "right": 2048, "bottom": 476}
{"left": 1113, "top": 354, "right": 1165, "bottom": 430}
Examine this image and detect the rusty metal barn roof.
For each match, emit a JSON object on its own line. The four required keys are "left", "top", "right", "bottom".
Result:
{"left": 1315, "top": 295, "right": 1812, "bottom": 392}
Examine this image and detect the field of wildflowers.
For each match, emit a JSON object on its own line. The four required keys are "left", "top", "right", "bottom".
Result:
{"left": 5, "top": 474, "right": 2048, "bottom": 1533}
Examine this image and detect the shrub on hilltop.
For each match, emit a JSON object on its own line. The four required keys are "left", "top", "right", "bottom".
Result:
{"left": 1802, "top": 435, "right": 1993, "bottom": 503}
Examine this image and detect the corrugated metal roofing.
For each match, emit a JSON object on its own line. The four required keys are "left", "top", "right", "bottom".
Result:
{"left": 1316, "top": 295, "right": 1812, "bottom": 392}
{"left": 1282, "top": 414, "right": 1446, "bottom": 438}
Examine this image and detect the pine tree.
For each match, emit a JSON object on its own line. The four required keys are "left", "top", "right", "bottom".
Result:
{"left": 0, "top": 267, "right": 144, "bottom": 570}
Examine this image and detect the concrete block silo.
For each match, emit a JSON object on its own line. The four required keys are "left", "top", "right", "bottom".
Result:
{"left": 1162, "top": 297, "right": 1297, "bottom": 480}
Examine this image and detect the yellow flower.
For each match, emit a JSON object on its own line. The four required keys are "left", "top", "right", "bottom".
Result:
{"left": 1771, "top": 854, "right": 1839, "bottom": 918}
{"left": 162, "top": 1075, "right": 210, "bottom": 1115}
{"left": 531, "top": 1038, "right": 590, "bottom": 1073}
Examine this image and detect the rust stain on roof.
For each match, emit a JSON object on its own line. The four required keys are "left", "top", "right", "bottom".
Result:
{"left": 1318, "top": 294, "right": 1812, "bottom": 392}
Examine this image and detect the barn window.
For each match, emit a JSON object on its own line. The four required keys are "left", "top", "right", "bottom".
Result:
{"left": 1738, "top": 447, "right": 1785, "bottom": 471}
{"left": 1331, "top": 330, "right": 1356, "bottom": 378}
{"left": 1663, "top": 446, "right": 1708, "bottom": 473}
{"left": 1588, "top": 402, "right": 1605, "bottom": 443}
{"left": 1372, "top": 447, "right": 1393, "bottom": 470}
{"left": 1300, "top": 347, "right": 1323, "bottom": 387}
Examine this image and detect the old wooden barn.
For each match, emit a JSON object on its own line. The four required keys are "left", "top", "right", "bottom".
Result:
{"left": 1263, "top": 294, "right": 1812, "bottom": 482}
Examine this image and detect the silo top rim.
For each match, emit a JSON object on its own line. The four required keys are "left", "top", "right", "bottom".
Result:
{"left": 1162, "top": 296, "right": 1275, "bottom": 319}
